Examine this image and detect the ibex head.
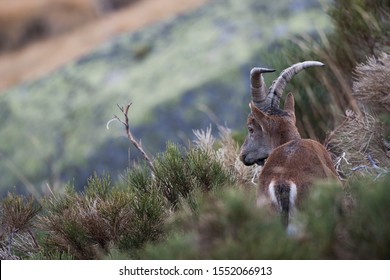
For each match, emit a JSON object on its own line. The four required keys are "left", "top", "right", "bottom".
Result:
{"left": 239, "top": 61, "right": 324, "bottom": 166}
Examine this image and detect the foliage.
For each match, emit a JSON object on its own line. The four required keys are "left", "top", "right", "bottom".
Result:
{"left": 0, "top": 193, "right": 41, "bottom": 259}
{"left": 328, "top": 0, "right": 390, "bottom": 69}
{"left": 142, "top": 187, "right": 292, "bottom": 259}
{"left": 117, "top": 169, "right": 167, "bottom": 254}
{"left": 344, "top": 174, "right": 390, "bottom": 259}
{"left": 142, "top": 174, "right": 390, "bottom": 260}
{"left": 265, "top": 0, "right": 390, "bottom": 142}
{"left": 36, "top": 174, "right": 166, "bottom": 259}
{"left": 0, "top": 138, "right": 233, "bottom": 259}
{"left": 1, "top": 146, "right": 390, "bottom": 260}
{"left": 154, "top": 142, "right": 233, "bottom": 208}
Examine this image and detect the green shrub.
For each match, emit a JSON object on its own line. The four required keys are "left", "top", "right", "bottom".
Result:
{"left": 141, "top": 174, "right": 390, "bottom": 260}
{"left": 344, "top": 175, "right": 390, "bottom": 259}
{"left": 142, "top": 187, "right": 293, "bottom": 259}
{"left": 37, "top": 174, "right": 166, "bottom": 259}
{"left": 2, "top": 158, "right": 390, "bottom": 260}
{"left": 0, "top": 193, "right": 41, "bottom": 259}
{"left": 117, "top": 168, "right": 167, "bottom": 255}
{"left": 154, "top": 142, "right": 233, "bottom": 209}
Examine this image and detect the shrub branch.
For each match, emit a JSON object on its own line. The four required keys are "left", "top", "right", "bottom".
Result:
{"left": 111, "top": 102, "right": 155, "bottom": 174}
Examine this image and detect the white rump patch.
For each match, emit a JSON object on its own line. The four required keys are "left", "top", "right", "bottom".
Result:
{"left": 268, "top": 180, "right": 298, "bottom": 217}
{"left": 289, "top": 182, "right": 297, "bottom": 209}
{"left": 288, "top": 181, "right": 298, "bottom": 228}
{"left": 268, "top": 180, "right": 280, "bottom": 211}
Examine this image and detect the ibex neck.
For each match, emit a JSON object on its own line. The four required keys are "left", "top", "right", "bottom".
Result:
{"left": 280, "top": 127, "right": 301, "bottom": 145}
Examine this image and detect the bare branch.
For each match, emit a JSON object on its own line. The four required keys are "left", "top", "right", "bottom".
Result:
{"left": 112, "top": 102, "right": 155, "bottom": 174}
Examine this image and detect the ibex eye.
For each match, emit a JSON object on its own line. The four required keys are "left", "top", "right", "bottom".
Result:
{"left": 248, "top": 127, "right": 254, "bottom": 134}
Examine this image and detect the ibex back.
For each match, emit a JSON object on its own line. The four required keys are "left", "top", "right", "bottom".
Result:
{"left": 239, "top": 62, "right": 340, "bottom": 228}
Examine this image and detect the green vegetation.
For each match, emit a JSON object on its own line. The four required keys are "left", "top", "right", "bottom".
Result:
{"left": 0, "top": 141, "right": 234, "bottom": 259}
{"left": 35, "top": 173, "right": 166, "bottom": 259}
{"left": 1, "top": 0, "right": 390, "bottom": 260}
{"left": 0, "top": 0, "right": 329, "bottom": 195}
{"left": 262, "top": 0, "right": 389, "bottom": 141}
{"left": 1, "top": 147, "right": 390, "bottom": 259}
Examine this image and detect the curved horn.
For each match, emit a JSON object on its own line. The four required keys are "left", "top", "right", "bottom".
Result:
{"left": 267, "top": 61, "right": 325, "bottom": 108}
{"left": 250, "top": 67, "right": 275, "bottom": 109}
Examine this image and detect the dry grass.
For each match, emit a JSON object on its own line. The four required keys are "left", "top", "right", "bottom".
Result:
{"left": 353, "top": 52, "right": 390, "bottom": 113}
{"left": 292, "top": 31, "right": 362, "bottom": 125}
{"left": 289, "top": 0, "right": 389, "bottom": 141}
{"left": 325, "top": 53, "right": 390, "bottom": 179}
{"left": 192, "top": 125, "right": 260, "bottom": 187}
{"left": 326, "top": 109, "right": 388, "bottom": 179}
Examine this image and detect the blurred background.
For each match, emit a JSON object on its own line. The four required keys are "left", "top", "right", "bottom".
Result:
{"left": 0, "top": 0, "right": 387, "bottom": 197}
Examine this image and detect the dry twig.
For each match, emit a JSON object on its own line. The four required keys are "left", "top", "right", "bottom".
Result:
{"left": 108, "top": 102, "right": 155, "bottom": 174}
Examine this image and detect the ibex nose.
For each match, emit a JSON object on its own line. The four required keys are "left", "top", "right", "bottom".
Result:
{"left": 239, "top": 152, "right": 246, "bottom": 163}
{"left": 239, "top": 153, "right": 252, "bottom": 166}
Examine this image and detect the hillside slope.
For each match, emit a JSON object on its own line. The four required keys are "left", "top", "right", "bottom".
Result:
{"left": 0, "top": 0, "right": 330, "bottom": 196}
{"left": 0, "top": 0, "right": 208, "bottom": 91}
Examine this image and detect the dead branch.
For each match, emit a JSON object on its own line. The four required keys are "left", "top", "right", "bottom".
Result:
{"left": 110, "top": 102, "right": 155, "bottom": 174}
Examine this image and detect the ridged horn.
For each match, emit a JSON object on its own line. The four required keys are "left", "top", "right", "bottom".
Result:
{"left": 250, "top": 67, "right": 276, "bottom": 109}
{"left": 267, "top": 61, "right": 325, "bottom": 108}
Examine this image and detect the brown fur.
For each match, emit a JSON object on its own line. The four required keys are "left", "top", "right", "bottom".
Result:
{"left": 259, "top": 139, "right": 339, "bottom": 206}
{"left": 240, "top": 93, "right": 340, "bottom": 225}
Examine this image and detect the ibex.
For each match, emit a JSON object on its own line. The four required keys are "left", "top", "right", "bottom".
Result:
{"left": 239, "top": 61, "right": 340, "bottom": 228}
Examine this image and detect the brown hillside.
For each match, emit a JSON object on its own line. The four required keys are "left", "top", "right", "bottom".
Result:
{"left": 0, "top": 0, "right": 208, "bottom": 91}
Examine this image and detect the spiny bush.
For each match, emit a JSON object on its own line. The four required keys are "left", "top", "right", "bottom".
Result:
{"left": 344, "top": 174, "right": 390, "bottom": 259}
{"left": 153, "top": 142, "right": 234, "bottom": 209}
{"left": 141, "top": 187, "right": 292, "bottom": 260}
{"left": 2, "top": 150, "right": 390, "bottom": 260}
{"left": 30, "top": 141, "right": 233, "bottom": 259}
{"left": 141, "top": 173, "right": 390, "bottom": 260}
{"left": 37, "top": 174, "right": 166, "bottom": 259}
{"left": 0, "top": 193, "right": 41, "bottom": 259}
{"left": 0, "top": 136, "right": 239, "bottom": 260}
{"left": 141, "top": 182, "right": 346, "bottom": 260}
{"left": 117, "top": 168, "right": 167, "bottom": 254}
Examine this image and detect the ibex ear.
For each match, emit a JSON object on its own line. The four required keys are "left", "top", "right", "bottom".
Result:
{"left": 284, "top": 92, "right": 296, "bottom": 122}
{"left": 250, "top": 102, "right": 269, "bottom": 128}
